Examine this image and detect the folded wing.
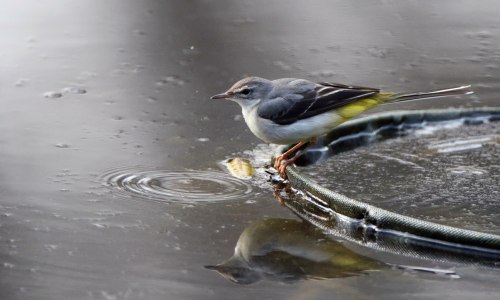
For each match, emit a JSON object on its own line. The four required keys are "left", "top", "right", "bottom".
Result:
{"left": 257, "top": 82, "right": 380, "bottom": 125}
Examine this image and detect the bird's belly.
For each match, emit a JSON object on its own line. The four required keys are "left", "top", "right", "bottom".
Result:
{"left": 248, "top": 111, "right": 345, "bottom": 145}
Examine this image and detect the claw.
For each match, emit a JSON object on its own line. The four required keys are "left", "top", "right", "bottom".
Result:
{"left": 273, "top": 138, "right": 317, "bottom": 178}
{"left": 278, "top": 157, "right": 298, "bottom": 179}
{"left": 273, "top": 141, "right": 307, "bottom": 172}
{"left": 278, "top": 162, "right": 288, "bottom": 179}
{"left": 273, "top": 155, "right": 284, "bottom": 170}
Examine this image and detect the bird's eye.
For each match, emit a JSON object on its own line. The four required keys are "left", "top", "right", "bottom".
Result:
{"left": 239, "top": 88, "right": 251, "bottom": 95}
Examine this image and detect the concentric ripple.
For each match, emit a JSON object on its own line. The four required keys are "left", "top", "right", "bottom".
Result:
{"left": 101, "top": 167, "right": 254, "bottom": 203}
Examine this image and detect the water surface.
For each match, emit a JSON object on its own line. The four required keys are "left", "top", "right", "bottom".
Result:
{"left": 1, "top": 0, "right": 500, "bottom": 299}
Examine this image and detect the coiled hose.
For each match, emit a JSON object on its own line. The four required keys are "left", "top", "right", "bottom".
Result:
{"left": 284, "top": 107, "right": 500, "bottom": 258}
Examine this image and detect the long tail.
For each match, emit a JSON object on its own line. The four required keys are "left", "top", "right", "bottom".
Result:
{"left": 337, "top": 85, "right": 473, "bottom": 121}
{"left": 390, "top": 85, "right": 474, "bottom": 103}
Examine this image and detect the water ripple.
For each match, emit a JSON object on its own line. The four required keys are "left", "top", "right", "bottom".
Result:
{"left": 101, "top": 168, "right": 254, "bottom": 203}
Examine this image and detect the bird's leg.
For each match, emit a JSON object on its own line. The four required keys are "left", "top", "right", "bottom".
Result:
{"left": 273, "top": 141, "right": 307, "bottom": 171}
{"left": 275, "top": 137, "right": 318, "bottom": 178}
{"left": 278, "top": 149, "right": 306, "bottom": 176}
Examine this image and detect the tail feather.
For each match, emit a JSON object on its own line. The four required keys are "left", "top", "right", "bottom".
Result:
{"left": 390, "top": 85, "right": 473, "bottom": 103}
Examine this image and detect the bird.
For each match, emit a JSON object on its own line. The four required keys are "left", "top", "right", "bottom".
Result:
{"left": 211, "top": 77, "right": 473, "bottom": 177}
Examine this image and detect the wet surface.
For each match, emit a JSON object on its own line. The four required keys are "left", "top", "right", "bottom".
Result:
{"left": 102, "top": 168, "right": 255, "bottom": 203}
{"left": 301, "top": 117, "right": 500, "bottom": 234}
{"left": 1, "top": 0, "right": 500, "bottom": 299}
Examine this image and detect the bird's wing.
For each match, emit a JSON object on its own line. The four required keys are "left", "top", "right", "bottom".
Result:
{"left": 257, "top": 82, "right": 380, "bottom": 125}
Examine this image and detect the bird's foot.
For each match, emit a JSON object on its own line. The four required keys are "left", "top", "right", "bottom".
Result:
{"left": 277, "top": 158, "right": 298, "bottom": 179}
{"left": 273, "top": 154, "right": 285, "bottom": 171}
{"left": 278, "top": 163, "right": 288, "bottom": 179}
{"left": 273, "top": 141, "right": 307, "bottom": 171}
{"left": 272, "top": 154, "right": 289, "bottom": 178}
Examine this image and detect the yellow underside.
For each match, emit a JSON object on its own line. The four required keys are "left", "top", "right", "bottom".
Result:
{"left": 337, "top": 92, "right": 394, "bottom": 121}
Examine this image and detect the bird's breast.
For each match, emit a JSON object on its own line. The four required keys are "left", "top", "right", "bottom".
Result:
{"left": 242, "top": 108, "right": 345, "bottom": 145}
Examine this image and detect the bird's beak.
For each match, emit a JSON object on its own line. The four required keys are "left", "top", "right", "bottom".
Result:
{"left": 211, "top": 92, "right": 232, "bottom": 100}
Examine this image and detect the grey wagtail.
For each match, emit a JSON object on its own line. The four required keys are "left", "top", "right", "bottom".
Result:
{"left": 211, "top": 77, "right": 472, "bottom": 177}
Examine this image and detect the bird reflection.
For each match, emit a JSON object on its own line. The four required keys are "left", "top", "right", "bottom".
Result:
{"left": 205, "top": 218, "right": 385, "bottom": 284}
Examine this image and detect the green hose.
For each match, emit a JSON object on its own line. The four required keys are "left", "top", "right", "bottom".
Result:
{"left": 284, "top": 107, "right": 500, "bottom": 255}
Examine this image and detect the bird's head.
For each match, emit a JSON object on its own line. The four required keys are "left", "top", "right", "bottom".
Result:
{"left": 211, "top": 77, "right": 273, "bottom": 109}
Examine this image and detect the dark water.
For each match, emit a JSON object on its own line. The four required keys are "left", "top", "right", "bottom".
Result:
{"left": 1, "top": 0, "right": 500, "bottom": 299}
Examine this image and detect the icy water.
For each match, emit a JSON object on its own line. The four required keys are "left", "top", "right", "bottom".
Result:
{"left": 1, "top": 0, "right": 500, "bottom": 299}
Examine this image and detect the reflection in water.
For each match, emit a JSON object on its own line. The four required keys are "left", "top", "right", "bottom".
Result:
{"left": 102, "top": 167, "right": 253, "bottom": 203}
{"left": 275, "top": 180, "right": 500, "bottom": 267}
{"left": 206, "top": 218, "right": 385, "bottom": 284}
{"left": 207, "top": 217, "right": 458, "bottom": 285}
{"left": 427, "top": 134, "right": 499, "bottom": 154}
